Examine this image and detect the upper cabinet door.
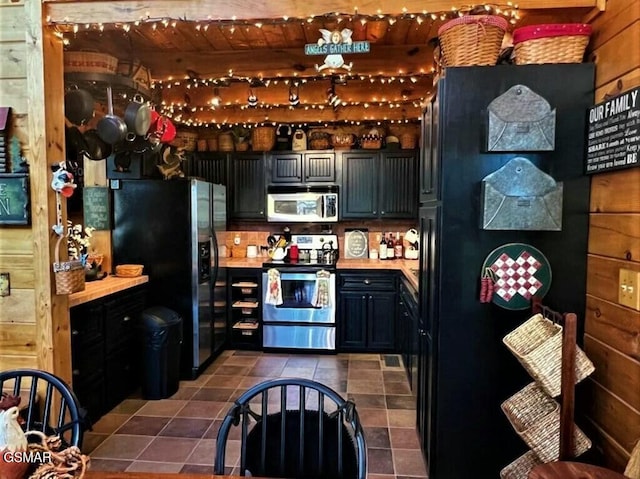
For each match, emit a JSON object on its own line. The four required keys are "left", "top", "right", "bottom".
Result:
{"left": 230, "top": 153, "right": 266, "bottom": 220}
{"left": 304, "top": 152, "right": 336, "bottom": 183}
{"left": 420, "top": 95, "right": 440, "bottom": 203}
{"left": 341, "top": 152, "right": 379, "bottom": 219}
{"left": 270, "top": 153, "right": 303, "bottom": 183}
{"left": 379, "top": 151, "right": 418, "bottom": 219}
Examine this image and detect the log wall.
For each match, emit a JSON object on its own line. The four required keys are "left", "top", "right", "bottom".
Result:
{"left": 584, "top": 0, "right": 640, "bottom": 470}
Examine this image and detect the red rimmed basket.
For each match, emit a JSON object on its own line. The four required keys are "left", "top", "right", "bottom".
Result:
{"left": 513, "top": 23, "right": 592, "bottom": 65}
{"left": 438, "top": 15, "right": 508, "bottom": 67}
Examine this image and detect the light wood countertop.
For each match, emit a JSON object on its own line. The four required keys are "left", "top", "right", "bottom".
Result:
{"left": 68, "top": 275, "right": 149, "bottom": 307}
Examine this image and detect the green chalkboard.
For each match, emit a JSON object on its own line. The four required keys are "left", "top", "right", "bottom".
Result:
{"left": 83, "top": 187, "right": 110, "bottom": 230}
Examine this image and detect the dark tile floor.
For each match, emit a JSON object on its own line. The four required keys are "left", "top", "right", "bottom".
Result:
{"left": 84, "top": 351, "right": 427, "bottom": 479}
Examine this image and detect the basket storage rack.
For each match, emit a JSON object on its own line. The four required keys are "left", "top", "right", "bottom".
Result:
{"left": 500, "top": 298, "right": 595, "bottom": 476}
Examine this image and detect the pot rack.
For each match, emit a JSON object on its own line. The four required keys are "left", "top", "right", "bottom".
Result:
{"left": 64, "top": 72, "right": 155, "bottom": 104}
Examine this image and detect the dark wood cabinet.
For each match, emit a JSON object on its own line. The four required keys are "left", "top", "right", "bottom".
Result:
{"left": 338, "top": 271, "right": 396, "bottom": 351}
{"left": 189, "top": 152, "right": 228, "bottom": 186}
{"left": 417, "top": 65, "right": 595, "bottom": 478}
{"left": 269, "top": 151, "right": 336, "bottom": 184}
{"left": 342, "top": 150, "right": 417, "bottom": 219}
{"left": 379, "top": 151, "right": 419, "bottom": 218}
{"left": 70, "top": 286, "right": 147, "bottom": 423}
{"left": 229, "top": 153, "right": 266, "bottom": 220}
{"left": 398, "top": 277, "right": 418, "bottom": 390}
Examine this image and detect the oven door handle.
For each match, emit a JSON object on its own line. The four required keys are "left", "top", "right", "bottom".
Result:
{"left": 278, "top": 272, "right": 319, "bottom": 281}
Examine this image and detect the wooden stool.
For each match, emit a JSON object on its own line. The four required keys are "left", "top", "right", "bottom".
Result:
{"left": 529, "top": 461, "right": 629, "bottom": 479}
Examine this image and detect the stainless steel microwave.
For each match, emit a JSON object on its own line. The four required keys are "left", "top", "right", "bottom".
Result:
{"left": 267, "top": 187, "right": 338, "bottom": 223}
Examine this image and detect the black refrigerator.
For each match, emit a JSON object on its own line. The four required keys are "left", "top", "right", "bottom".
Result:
{"left": 112, "top": 178, "right": 227, "bottom": 379}
{"left": 417, "top": 64, "right": 594, "bottom": 478}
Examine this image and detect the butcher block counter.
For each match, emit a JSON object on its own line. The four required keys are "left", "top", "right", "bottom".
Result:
{"left": 220, "top": 257, "right": 418, "bottom": 289}
{"left": 68, "top": 275, "right": 149, "bottom": 307}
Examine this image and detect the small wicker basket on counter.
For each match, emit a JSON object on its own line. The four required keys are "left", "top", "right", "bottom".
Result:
{"left": 115, "top": 264, "right": 144, "bottom": 277}
{"left": 438, "top": 15, "right": 508, "bottom": 67}
{"left": 513, "top": 23, "right": 592, "bottom": 65}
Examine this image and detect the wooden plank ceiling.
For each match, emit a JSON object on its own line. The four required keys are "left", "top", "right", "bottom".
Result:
{"left": 47, "top": 1, "right": 594, "bottom": 126}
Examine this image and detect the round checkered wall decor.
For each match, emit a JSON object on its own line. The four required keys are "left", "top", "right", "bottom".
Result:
{"left": 481, "top": 243, "right": 552, "bottom": 310}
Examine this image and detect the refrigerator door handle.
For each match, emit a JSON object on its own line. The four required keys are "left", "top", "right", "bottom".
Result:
{"left": 211, "top": 231, "right": 219, "bottom": 288}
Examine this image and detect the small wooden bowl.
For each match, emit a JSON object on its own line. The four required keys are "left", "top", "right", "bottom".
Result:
{"left": 115, "top": 264, "right": 144, "bottom": 277}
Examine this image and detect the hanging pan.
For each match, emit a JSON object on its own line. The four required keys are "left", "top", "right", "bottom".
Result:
{"left": 97, "top": 86, "right": 129, "bottom": 145}
{"left": 124, "top": 94, "right": 152, "bottom": 136}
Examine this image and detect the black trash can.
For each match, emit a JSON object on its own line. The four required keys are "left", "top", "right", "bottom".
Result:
{"left": 140, "top": 306, "right": 183, "bottom": 400}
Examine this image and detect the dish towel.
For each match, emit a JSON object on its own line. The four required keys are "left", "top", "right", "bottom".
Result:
{"left": 265, "top": 268, "right": 283, "bottom": 306}
{"left": 311, "top": 270, "right": 331, "bottom": 308}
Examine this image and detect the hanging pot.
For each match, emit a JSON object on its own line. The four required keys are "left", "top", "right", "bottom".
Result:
{"left": 64, "top": 86, "right": 94, "bottom": 126}
{"left": 83, "top": 128, "right": 112, "bottom": 161}
{"left": 97, "top": 86, "right": 129, "bottom": 145}
{"left": 124, "top": 94, "right": 152, "bottom": 136}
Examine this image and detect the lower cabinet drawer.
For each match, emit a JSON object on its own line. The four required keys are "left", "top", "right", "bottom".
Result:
{"left": 73, "top": 372, "right": 106, "bottom": 421}
{"left": 340, "top": 273, "right": 397, "bottom": 291}
{"left": 105, "top": 344, "right": 140, "bottom": 410}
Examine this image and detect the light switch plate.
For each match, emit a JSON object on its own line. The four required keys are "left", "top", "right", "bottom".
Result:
{"left": 619, "top": 269, "right": 640, "bottom": 310}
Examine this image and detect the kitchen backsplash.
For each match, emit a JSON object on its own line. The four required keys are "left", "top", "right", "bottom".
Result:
{"left": 220, "top": 221, "right": 417, "bottom": 258}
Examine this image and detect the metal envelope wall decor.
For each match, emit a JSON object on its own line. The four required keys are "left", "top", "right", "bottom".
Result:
{"left": 480, "top": 157, "right": 563, "bottom": 231}
{"left": 487, "top": 84, "right": 556, "bottom": 151}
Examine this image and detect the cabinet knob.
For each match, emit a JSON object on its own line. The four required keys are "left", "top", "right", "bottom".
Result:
{"left": 72, "top": 369, "right": 80, "bottom": 376}
{"left": 260, "top": 211, "right": 264, "bottom": 215}
{"left": 122, "top": 315, "right": 131, "bottom": 323}
{"left": 404, "top": 312, "right": 409, "bottom": 317}
{"left": 362, "top": 295, "right": 366, "bottom": 300}
{"left": 71, "top": 330, "right": 79, "bottom": 336}
{"left": 372, "top": 210, "right": 377, "bottom": 215}
{"left": 381, "top": 211, "right": 385, "bottom": 215}
{"left": 363, "top": 279, "right": 371, "bottom": 285}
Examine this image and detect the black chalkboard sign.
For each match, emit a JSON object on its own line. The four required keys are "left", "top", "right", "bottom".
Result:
{"left": 83, "top": 187, "right": 110, "bottom": 230}
{"left": 586, "top": 87, "right": 639, "bottom": 174}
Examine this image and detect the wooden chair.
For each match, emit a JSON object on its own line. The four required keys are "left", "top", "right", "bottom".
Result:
{"left": 214, "top": 377, "right": 367, "bottom": 478}
{"left": 527, "top": 299, "right": 630, "bottom": 479}
{"left": 0, "top": 368, "right": 87, "bottom": 448}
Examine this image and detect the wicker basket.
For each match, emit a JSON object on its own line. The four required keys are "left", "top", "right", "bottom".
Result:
{"left": 52, "top": 236, "right": 85, "bottom": 295}
{"left": 218, "top": 133, "right": 234, "bottom": 152}
{"left": 197, "top": 139, "right": 208, "bottom": 152}
{"left": 115, "top": 264, "right": 144, "bottom": 277}
{"left": 331, "top": 134, "right": 354, "bottom": 150}
{"left": 501, "top": 382, "right": 592, "bottom": 462}
{"left": 500, "top": 451, "right": 543, "bottom": 479}
{"left": 503, "top": 314, "right": 595, "bottom": 397}
{"left": 64, "top": 51, "right": 118, "bottom": 74}
{"left": 309, "top": 138, "right": 330, "bottom": 150}
{"left": 513, "top": 24, "right": 592, "bottom": 65}
{"left": 251, "top": 127, "right": 276, "bottom": 151}
{"left": 438, "top": 15, "right": 508, "bottom": 67}
{"left": 235, "top": 141, "right": 249, "bottom": 152}
{"left": 360, "top": 135, "right": 383, "bottom": 149}
{"left": 400, "top": 133, "right": 417, "bottom": 149}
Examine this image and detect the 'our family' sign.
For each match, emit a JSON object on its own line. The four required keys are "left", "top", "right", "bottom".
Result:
{"left": 586, "top": 87, "right": 639, "bottom": 174}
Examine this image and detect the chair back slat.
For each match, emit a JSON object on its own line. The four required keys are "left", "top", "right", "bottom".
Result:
{"left": 0, "top": 369, "right": 85, "bottom": 448}
{"left": 214, "top": 377, "right": 367, "bottom": 479}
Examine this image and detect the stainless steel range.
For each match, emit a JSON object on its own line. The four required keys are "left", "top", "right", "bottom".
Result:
{"left": 262, "top": 234, "right": 338, "bottom": 351}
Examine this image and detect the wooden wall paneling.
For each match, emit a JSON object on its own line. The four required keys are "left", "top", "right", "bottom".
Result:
{"left": 0, "top": 4, "right": 26, "bottom": 42}
{"left": 0, "top": 227, "right": 34, "bottom": 254}
{"left": 590, "top": 168, "right": 640, "bottom": 213}
{"left": 589, "top": 0, "right": 640, "bottom": 49}
{"left": 587, "top": 255, "right": 640, "bottom": 304}
{"left": 0, "top": 256, "right": 35, "bottom": 289}
{"left": 0, "top": 290, "right": 36, "bottom": 323}
{"left": 583, "top": 378, "right": 640, "bottom": 453}
{"left": 0, "top": 79, "right": 29, "bottom": 114}
{"left": 584, "top": 334, "right": 640, "bottom": 411}
{"left": 583, "top": 416, "right": 632, "bottom": 472}
{"left": 586, "top": 295, "right": 640, "bottom": 361}
{"left": 0, "top": 42, "right": 27, "bottom": 78}
{"left": 588, "top": 214, "right": 640, "bottom": 261}
{"left": 0, "top": 355, "right": 38, "bottom": 371}
{"left": 595, "top": 67, "right": 640, "bottom": 103}
{"left": 592, "top": 20, "right": 640, "bottom": 88}
{"left": 0, "top": 323, "right": 36, "bottom": 353}
{"left": 25, "top": 0, "right": 72, "bottom": 381}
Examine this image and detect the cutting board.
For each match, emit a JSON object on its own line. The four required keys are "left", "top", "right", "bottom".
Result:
{"left": 344, "top": 229, "right": 368, "bottom": 258}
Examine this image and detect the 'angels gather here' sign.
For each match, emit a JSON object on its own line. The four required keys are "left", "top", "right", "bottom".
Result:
{"left": 305, "top": 28, "right": 370, "bottom": 71}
